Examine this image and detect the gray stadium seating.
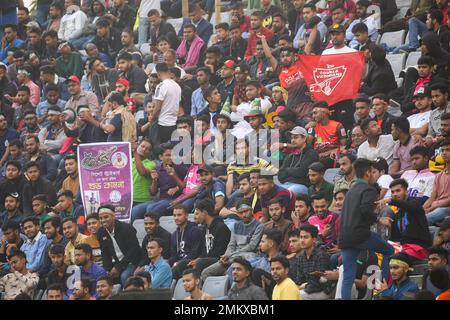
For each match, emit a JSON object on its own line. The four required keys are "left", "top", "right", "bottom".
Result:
{"left": 378, "top": 30, "right": 406, "bottom": 48}
{"left": 201, "top": 275, "right": 230, "bottom": 299}
{"left": 173, "top": 278, "right": 190, "bottom": 300}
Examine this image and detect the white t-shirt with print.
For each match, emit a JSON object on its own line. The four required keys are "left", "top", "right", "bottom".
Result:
{"left": 153, "top": 79, "right": 181, "bottom": 127}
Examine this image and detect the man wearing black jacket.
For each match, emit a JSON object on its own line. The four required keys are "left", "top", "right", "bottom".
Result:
{"left": 137, "top": 212, "right": 171, "bottom": 270}
{"left": 117, "top": 52, "right": 147, "bottom": 94}
{"left": 278, "top": 126, "right": 319, "bottom": 196}
{"left": 376, "top": 178, "right": 432, "bottom": 260}
{"left": 339, "top": 158, "right": 394, "bottom": 300}
{"left": 22, "top": 161, "right": 57, "bottom": 216}
{"left": 169, "top": 205, "right": 203, "bottom": 279}
{"left": 187, "top": 198, "right": 231, "bottom": 276}
{"left": 97, "top": 205, "right": 141, "bottom": 285}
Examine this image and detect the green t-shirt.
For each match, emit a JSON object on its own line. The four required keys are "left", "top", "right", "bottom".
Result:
{"left": 132, "top": 158, "right": 156, "bottom": 203}
{"left": 308, "top": 181, "right": 335, "bottom": 204}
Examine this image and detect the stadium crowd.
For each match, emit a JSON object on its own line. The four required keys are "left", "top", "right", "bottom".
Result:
{"left": 0, "top": 0, "right": 450, "bottom": 301}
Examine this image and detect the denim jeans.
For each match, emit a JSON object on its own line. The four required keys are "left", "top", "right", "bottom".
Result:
{"left": 341, "top": 232, "right": 394, "bottom": 300}
{"left": 392, "top": 17, "right": 428, "bottom": 53}
{"left": 70, "top": 34, "right": 96, "bottom": 50}
{"left": 278, "top": 182, "right": 308, "bottom": 196}
{"left": 138, "top": 16, "right": 149, "bottom": 46}
{"left": 426, "top": 207, "right": 450, "bottom": 225}
{"left": 120, "top": 264, "right": 136, "bottom": 286}
{"left": 130, "top": 202, "right": 150, "bottom": 224}
{"left": 36, "top": 4, "right": 50, "bottom": 25}
{"left": 147, "top": 198, "right": 173, "bottom": 217}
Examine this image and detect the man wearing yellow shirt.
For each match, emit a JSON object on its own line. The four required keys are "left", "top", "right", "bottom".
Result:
{"left": 271, "top": 255, "right": 301, "bottom": 300}
{"left": 62, "top": 218, "right": 88, "bottom": 265}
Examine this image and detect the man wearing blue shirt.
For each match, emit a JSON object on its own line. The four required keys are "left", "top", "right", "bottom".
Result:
{"left": 378, "top": 253, "right": 419, "bottom": 300}
{"left": 71, "top": 243, "right": 107, "bottom": 296}
{"left": 20, "top": 216, "right": 50, "bottom": 274}
{"left": 144, "top": 238, "right": 172, "bottom": 289}
{"left": 191, "top": 67, "right": 211, "bottom": 118}
{"left": 0, "top": 24, "right": 25, "bottom": 64}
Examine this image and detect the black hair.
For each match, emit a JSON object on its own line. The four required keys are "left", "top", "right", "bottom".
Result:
{"left": 331, "top": 4, "right": 346, "bottom": 12}
{"left": 428, "top": 246, "right": 449, "bottom": 265}
{"left": 288, "top": 228, "right": 301, "bottom": 238}
{"left": 442, "top": 113, "right": 450, "bottom": 121}
{"left": 392, "top": 117, "right": 410, "bottom": 134}
{"left": 47, "top": 283, "right": 65, "bottom": 293}
{"left": 173, "top": 204, "right": 189, "bottom": 214}
{"left": 295, "top": 194, "right": 311, "bottom": 207}
{"left": 238, "top": 172, "right": 251, "bottom": 183}
{"left": 356, "top": 0, "right": 370, "bottom": 7}
{"left": 389, "top": 178, "right": 408, "bottom": 190}
{"left": 183, "top": 23, "right": 196, "bottom": 32}
{"left": 263, "top": 229, "right": 283, "bottom": 246}
{"left": 107, "top": 91, "right": 125, "bottom": 105}
{"left": 440, "top": 138, "right": 450, "bottom": 148}
{"left": 144, "top": 212, "right": 160, "bottom": 222}
{"left": 417, "top": 55, "right": 436, "bottom": 67}
{"left": 159, "top": 142, "right": 173, "bottom": 154}
{"left": 232, "top": 257, "right": 252, "bottom": 272}
{"left": 308, "top": 162, "right": 325, "bottom": 173}
{"left": 278, "top": 34, "right": 292, "bottom": 43}
{"left": 429, "top": 9, "right": 444, "bottom": 25}
{"left": 354, "top": 158, "right": 373, "bottom": 179}
{"left": 74, "top": 243, "right": 93, "bottom": 256}
{"left": 215, "top": 22, "right": 229, "bottom": 31}
{"left": 203, "top": 86, "right": 218, "bottom": 101}
{"left": 195, "top": 198, "right": 215, "bottom": 216}
{"left": 43, "top": 29, "right": 58, "bottom": 39}
{"left": 251, "top": 10, "right": 264, "bottom": 19}
{"left": 1, "top": 220, "right": 21, "bottom": 232}
{"left": 155, "top": 62, "right": 169, "bottom": 73}
{"left": 272, "top": 12, "right": 286, "bottom": 22}
{"left": 230, "top": 23, "right": 241, "bottom": 31}
{"left": 277, "top": 109, "right": 296, "bottom": 123}
{"left": 124, "top": 276, "right": 145, "bottom": 290}
{"left": 95, "top": 18, "right": 110, "bottom": 28}
{"left": 303, "top": 2, "right": 317, "bottom": 11}
{"left": 43, "top": 217, "right": 62, "bottom": 234}
{"left": 169, "top": 66, "right": 181, "bottom": 78}
{"left": 135, "top": 271, "right": 152, "bottom": 285}
{"left": 8, "top": 249, "right": 26, "bottom": 261}
{"left": 117, "top": 52, "right": 132, "bottom": 61}
{"left": 78, "top": 277, "right": 92, "bottom": 294}
{"left": 410, "top": 145, "right": 429, "bottom": 158}
{"left": 352, "top": 22, "right": 368, "bottom": 34}
{"left": 299, "top": 224, "right": 319, "bottom": 238}
{"left": 311, "top": 191, "right": 327, "bottom": 202}
{"left": 5, "top": 160, "right": 21, "bottom": 172}
{"left": 196, "top": 66, "right": 212, "bottom": 76}
{"left": 97, "top": 275, "right": 113, "bottom": 287}
{"left": 430, "top": 82, "right": 449, "bottom": 94}
{"left": 49, "top": 243, "right": 65, "bottom": 255}
{"left": 58, "top": 190, "right": 74, "bottom": 199}
{"left": 334, "top": 189, "right": 348, "bottom": 199}
{"left": 339, "top": 153, "right": 357, "bottom": 163}
{"left": 268, "top": 197, "right": 285, "bottom": 207}
{"left": 17, "top": 85, "right": 30, "bottom": 95}
{"left": 147, "top": 9, "right": 160, "bottom": 17}
{"left": 360, "top": 118, "right": 376, "bottom": 134}
{"left": 270, "top": 255, "right": 290, "bottom": 268}
{"left": 21, "top": 216, "right": 40, "bottom": 227}
{"left": 147, "top": 237, "right": 164, "bottom": 249}
{"left": 62, "top": 217, "right": 77, "bottom": 226}
{"left": 372, "top": 157, "right": 389, "bottom": 173}
{"left": 182, "top": 268, "right": 200, "bottom": 278}
{"left": 3, "top": 24, "right": 18, "bottom": 32}
{"left": 176, "top": 115, "right": 193, "bottom": 127}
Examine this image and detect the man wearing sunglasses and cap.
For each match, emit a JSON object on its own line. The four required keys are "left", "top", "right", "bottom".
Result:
{"left": 65, "top": 75, "right": 100, "bottom": 117}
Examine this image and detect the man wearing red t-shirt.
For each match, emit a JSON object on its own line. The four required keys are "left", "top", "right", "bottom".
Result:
{"left": 258, "top": 35, "right": 314, "bottom": 124}
{"left": 306, "top": 101, "right": 348, "bottom": 167}
{"left": 244, "top": 11, "right": 274, "bottom": 61}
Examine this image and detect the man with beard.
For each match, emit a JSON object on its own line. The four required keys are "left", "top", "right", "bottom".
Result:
{"left": 43, "top": 217, "right": 68, "bottom": 247}
{"left": 20, "top": 216, "right": 50, "bottom": 273}
{"left": 24, "top": 136, "right": 56, "bottom": 182}
{"left": 24, "top": 111, "right": 48, "bottom": 143}
{"left": 0, "top": 220, "right": 23, "bottom": 265}
{"left": 264, "top": 198, "right": 293, "bottom": 253}
{"left": 271, "top": 255, "right": 300, "bottom": 300}
{"left": 42, "top": 30, "right": 60, "bottom": 61}
{"left": 269, "top": 13, "right": 290, "bottom": 48}
{"left": 117, "top": 52, "right": 147, "bottom": 94}
{"left": 65, "top": 75, "right": 99, "bottom": 116}
{"left": 0, "top": 192, "right": 23, "bottom": 229}
{"left": 22, "top": 161, "right": 57, "bottom": 215}
{"left": 426, "top": 83, "right": 450, "bottom": 147}
{"left": 117, "top": 28, "right": 140, "bottom": 57}
{"left": 39, "top": 65, "right": 69, "bottom": 102}
{"left": 0, "top": 161, "right": 25, "bottom": 212}
{"left": 89, "top": 57, "right": 119, "bottom": 105}
{"left": 390, "top": 117, "right": 417, "bottom": 178}
{"left": 92, "top": 18, "right": 121, "bottom": 61}
{"left": 244, "top": 11, "right": 273, "bottom": 61}
{"left": 293, "top": 3, "right": 328, "bottom": 54}
{"left": 258, "top": 35, "right": 314, "bottom": 125}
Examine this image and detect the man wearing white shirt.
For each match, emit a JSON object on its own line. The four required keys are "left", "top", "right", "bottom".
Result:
{"left": 345, "top": 0, "right": 378, "bottom": 49}
{"left": 357, "top": 118, "right": 395, "bottom": 165}
{"left": 58, "top": 1, "right": 88, "bottom": 43}
{"left": 138, "top": 0, "right": 161, "bottom": 45}
{"left": 408, "top": 86, "right": 433, "bottom": 137}
{"left": 322, "top": 23, "right": 357, "bottom": 55}
{"left": 153, "top": 63, "right": 181, "bottom": 143}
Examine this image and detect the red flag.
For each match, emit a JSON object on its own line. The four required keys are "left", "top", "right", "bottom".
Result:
{"left": 297, "top": 52, "right": 365, "bottom": 106}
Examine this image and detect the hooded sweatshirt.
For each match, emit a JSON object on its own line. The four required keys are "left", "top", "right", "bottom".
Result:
{"left": 58, "top": 5, "right": 88, "bottom": 41}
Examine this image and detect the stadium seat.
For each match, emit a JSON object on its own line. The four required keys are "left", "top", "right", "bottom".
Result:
{"left": 210, "top": 12, "right": 232, "bottom": 27}
{"left": 173, "top": 278, "right": 190, "bottom": 300}
{"left": 201, "top": 276, "right": 230, "bottom": 299}
{"left": 132, "top": 219, "right": 146, "bottom": 246}
{"left": 167, "top": 17, "right": 184, "bottom": 34}
{"left": 170, "top": 279, "right": 177, "bottom": 294}
{"left": 324, "top": 168, "right": 340, "bottom": 184}
{"left": 386, "top": 53, "right": 407, "bottom": 84}
{"left": 378, "top": 30, "right": 406, "bottom": 48}
{"left": 404, "top": 51, "right": 421, "bottom": 68}
{"left": 112, "top": 284, "right": 122, "bottom": 295}
{"left": 160, "top": 216, "right": 178, "bottom": 234}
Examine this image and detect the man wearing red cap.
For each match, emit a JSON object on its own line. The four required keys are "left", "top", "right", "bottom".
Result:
{"left": 65, "top": 75, "right": 100, "bottom": 116}
{"left": 115, "top": 78, "right": 130, "bottom": 99}
{"left": 217, "top": 60, "right": 237, "bottom": 105}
